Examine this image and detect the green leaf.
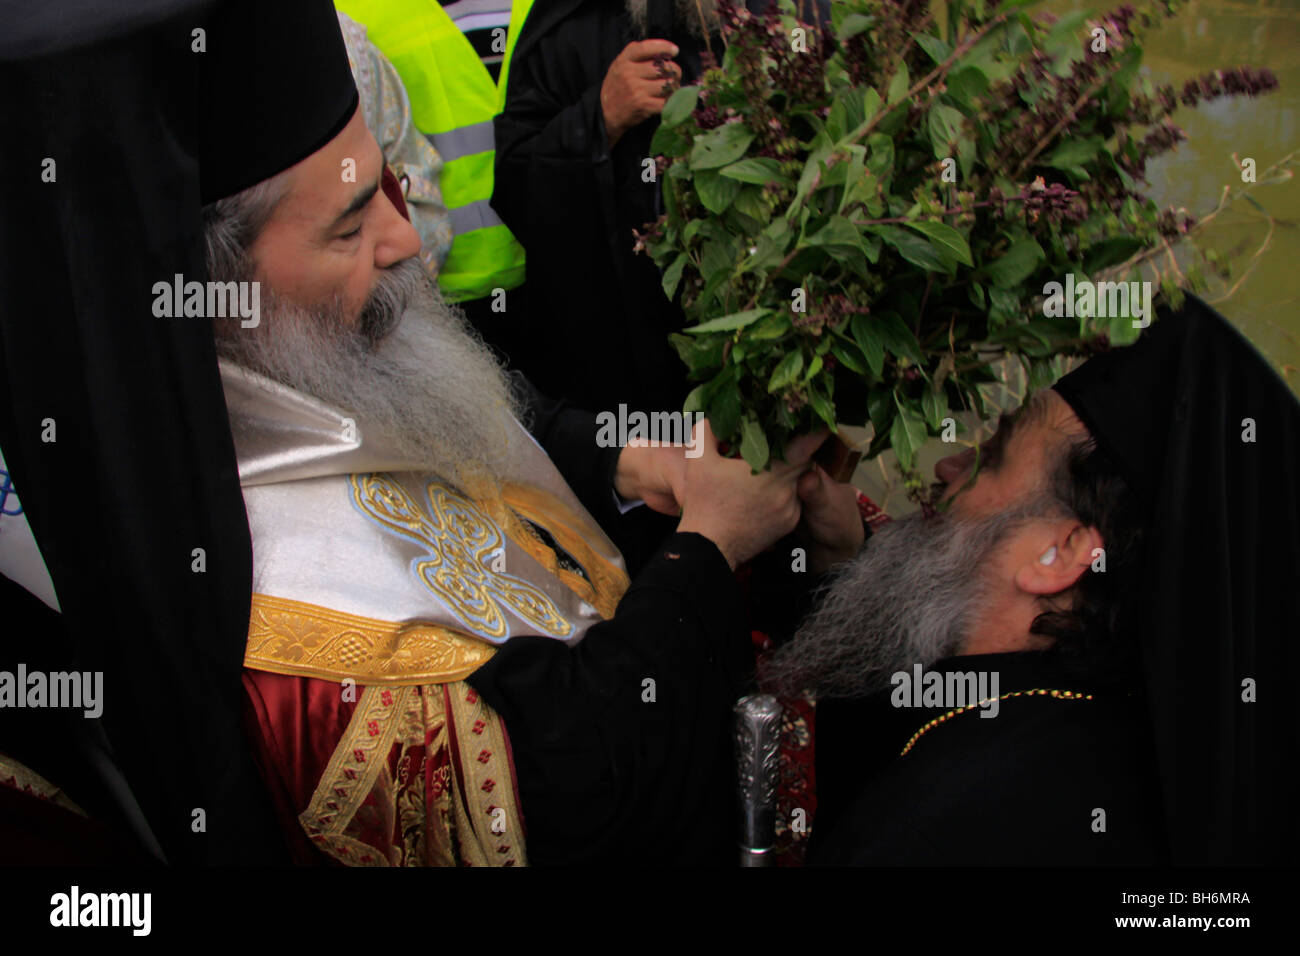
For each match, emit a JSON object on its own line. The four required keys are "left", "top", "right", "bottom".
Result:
{"left": 721, "top": 157, "right": 790, "bottom": 186}
{"left": 927, "top": 103, "right": 966, "bottom": 159}
{"left": 840, "top": 85, "right": 867, "bottom": 133}
{"left": 913, "top": 32, "right": 952, "bottom": 65}
{"left": 661, "top": 85, "right": 700, "bottom": 129}
{"left": 690, "top": 122, "right": 756, "bottom": 170}
{"left": 1106, "top": 310, "right": 1143, "bottom": 347}
{"left": 832, "top": 339, "right": 869, "bottom": 375}
{"left": 733, "top": 185, "right": 768, "bottom": 221}
{"left": 887, "top": 63, "right": 910, "bottom": 105}
{"left": 861, "top": 88, "right": 883, "bottom": 127}
{"left": 805, "top": 215, "right": 863, "bottom": 251}
{"left": 1043, "top": 9, "right": 1091, "bottom": 61}
{"left": 860, "top": 230, "right": 882, "bottom": 262}
{"left": 741, "top": 218, "right": 794, "bottom": 274}
{"left": 747, "top": 311, "right": 791, "bottom": 341}
{"left": 873, "top": 310, "right": 925, "bottom": 365}
{"left": 650, "top": 122, "right": 687, "bottom": 157}
{"left": 1081, "top": 236, "right": 1144, "bottom": 273}
{"left": 955, "top": 133, "right": 977, "bottom": 180}
{"left": 869, "top": 224, "right": 951, "bottom": 273}
{"left": 709, "top": 370, "right": 743, "bottom": 438}
{"left": 669, "top": 332, "right": 723, "bottom": 374}
{"left": 700, "top": 235, "right": 736, "bottom": 280}
{"left": 685, "top": 308, "right": 770, "bottom": 334}
{"left": 1023, "top": 355, "right": 1057, "bottom": 391}
{"left": 890, "top": 395, "right": 927, "bottom": 471}
{"left": 695, "top": 169, "right": 742, "bottom": 214}
{"left": 791, "top": 132, "right": 832, "bottom": 209}
{"left": 808, "top": 384, "right": 837, "bottom": 431}
{"left": 838, "top": 145, "right": 868, "bottom": 214}
{"left": 825, "top": 96, "right": 848, "bottom": 142}
{"left": 682, "top": 382, "right": 709, "bottom": 414}
{"left": 1005, "top": 19, "right": 1032, "bottom": 56}
{"left": 946, "top": 66, "right": 990, "bottom": 108}
{"left": 987, "top": 286, "right": 1021, "bottom": 326}
{"left": 851, "top": 312, "right": 885, "bottom": 378}
{"left": 740, "top": 417, "right": 771, "bottom": 472}
{"left": 868, "top": 385, "right": 893, "bottom": 435}
{"left": 838, "top": 13, "right": 873, "bottom": 42}
{"left": 905, "top": 220, "right": 973, "bottom": 267}
{"left": 767, "top": 350, "right": 805, "bottom": 392}
{"left": 662, "top": 253, "right": 687, "bottom": 299}
{"left": 1043, "top": 136, "right": 1104, "bottom": 171}
{"left": 981, "top": 237, "right": 1045, "bottom": 289}
{"left": 921, "top": 388, "right": 946, "bottom": 429}
{"left": 989, "top": 315, "right": 1077, "bottom": 356}
{"left": 865, "top": 133, "right": 894, "bottom": 180}
{"left": 841, "top": 168, "right": 878, "bottom": 216}
{"left": 989, "top": 0, "right": 1041, "bottom": 13}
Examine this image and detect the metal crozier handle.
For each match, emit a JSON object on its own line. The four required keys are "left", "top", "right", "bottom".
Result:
{"left": 734, "top": 693, "right": 783, "bottom": 867}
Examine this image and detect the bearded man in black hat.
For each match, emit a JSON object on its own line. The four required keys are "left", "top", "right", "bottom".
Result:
{"left": 767, "top": 296, "right": 1299, "bottom": 866}
{"left": 196, "top": 1, "right": 864, "bottom": 868}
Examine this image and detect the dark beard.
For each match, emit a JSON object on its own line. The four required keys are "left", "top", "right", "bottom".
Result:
{"left": 761, "top": 505, "right": 1044, "bottom": 699}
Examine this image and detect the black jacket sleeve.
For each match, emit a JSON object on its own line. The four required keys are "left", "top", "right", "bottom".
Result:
{"left": 512, "top": 370, "right": 680, "bottom": 576}
{"left": 511, "top": 371, "right": 623, "bottom": 531}
{"left": 466, "top": 531, "right": 753, "bottom": 865}
{"left": 492, "top": 4, "right": 621, "bottom": 277}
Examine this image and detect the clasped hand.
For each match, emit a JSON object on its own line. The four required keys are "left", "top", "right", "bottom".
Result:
{"left": 615, "top": 420, "right": 865, "bottom": 572}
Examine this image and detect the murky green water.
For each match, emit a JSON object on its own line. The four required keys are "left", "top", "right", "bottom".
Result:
{"left": 1049, "top": 0, "right": 1300, "bottom": 386}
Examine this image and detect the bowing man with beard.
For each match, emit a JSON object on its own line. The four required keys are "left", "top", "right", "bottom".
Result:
{"left": 766, "top": 297, "right": 1299, "bottom": 866}
{"left": 197, "top": 1, "right": 863, "bottom": 867}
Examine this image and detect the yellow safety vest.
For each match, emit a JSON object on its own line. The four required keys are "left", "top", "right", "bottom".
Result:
{"left": 338, "top": 0, "right": 531, "bottom": 302}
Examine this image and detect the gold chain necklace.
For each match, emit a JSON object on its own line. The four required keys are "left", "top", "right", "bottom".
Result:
{"left": 899, "top": 688, "right": 1095, "bottom": 757}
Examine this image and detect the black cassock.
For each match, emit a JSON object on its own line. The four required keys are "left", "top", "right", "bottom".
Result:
{"left": 492, "top": 0, "right": 829, "bottom": 414}
{"left": 809, "top": 651, "right": 1168, "bottom": 865}
{"left": 491, "top": 0, "right": 711, "bottom": 414}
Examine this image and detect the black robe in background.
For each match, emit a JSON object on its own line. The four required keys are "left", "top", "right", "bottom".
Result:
{"left": 492, "top": 0, "right": 710, "bottom": 414}
{"left": 493, "top": 1, "right": 830, "bottom": 415}
{"left": 809, "top": 652, "right": 1168, "bottom": 865}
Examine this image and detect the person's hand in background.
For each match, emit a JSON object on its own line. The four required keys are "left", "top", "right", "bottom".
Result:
{"left": 600, "top": 40, "right": 681, "bottom": 148}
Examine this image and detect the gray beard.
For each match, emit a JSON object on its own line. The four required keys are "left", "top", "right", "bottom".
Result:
{"left": 762, "top": 506, "right": 1043, "bottom": 700}
{"left": 625, "top": 0, "right": 722, "bottom": 40}
{"left": 214, "top": 259, "right": 519, "bottom": 490}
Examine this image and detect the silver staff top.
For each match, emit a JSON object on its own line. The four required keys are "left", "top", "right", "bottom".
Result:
{"left": 735, "top": 693, "right": 784, "bottom": 866}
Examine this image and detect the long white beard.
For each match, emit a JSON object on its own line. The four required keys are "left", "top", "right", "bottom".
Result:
{"left": 762, "top": 506, "right": 1041, "bottom": 699}
{"left": 625, "top": 0, "right": 722, "bottom": 40}
{"left": 214, "top": 259, "right": 519, "bottom": 490}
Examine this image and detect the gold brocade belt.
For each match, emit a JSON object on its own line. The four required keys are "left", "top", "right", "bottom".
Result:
{"left": 244, "top": 593, "right": 498, "bottom": 685}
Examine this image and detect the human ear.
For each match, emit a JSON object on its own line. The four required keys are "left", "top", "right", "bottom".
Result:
{"left": 1013, "top": 522, "right": 1104, "bottom": 596}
